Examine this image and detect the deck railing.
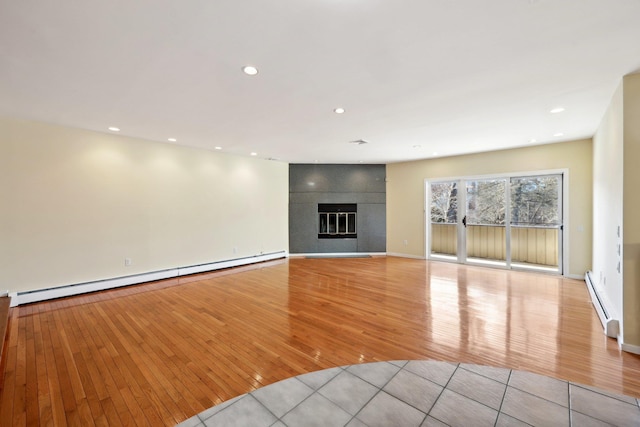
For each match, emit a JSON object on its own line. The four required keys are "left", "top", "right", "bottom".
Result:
{"left": 430, "top": 223, "right": 558, "bottom": 267}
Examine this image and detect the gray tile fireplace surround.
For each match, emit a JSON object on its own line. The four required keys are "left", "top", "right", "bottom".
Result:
{"left": 289, "top": 164, "right": 386, "bottom": 254}
{"left": 176, "top": 360, "right": 640, "bottom": 427}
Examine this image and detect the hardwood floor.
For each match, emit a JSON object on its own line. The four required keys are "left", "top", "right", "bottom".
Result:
{"left": 1, "top": 257, "right": 639, "bottom": 426}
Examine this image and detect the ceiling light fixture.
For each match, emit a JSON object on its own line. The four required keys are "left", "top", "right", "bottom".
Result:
{"left": 108, "top": 127, "right": 120, "bottom": 132}
{"left": 250, "top": 152, "right": 257, "bottom": 156}
{"left": 554, "top": 132, "right": 564, "bottom": 137}
{"left": 168, "top": 138, "right": 177, "bottom": 142}
{"left": 214, "top": 146, "right": 222, "bottom": 150}
{"left": 550, "top": 107, "right": 565, "bottom": 114}
{"left": 242, "top": 66, "right": 258, "bottom": 76}
{"left": 529, "top": 138, "right": 537, "bottom": 143}
{"left": 334, "top": 107, "right": 345, "bottom": 114}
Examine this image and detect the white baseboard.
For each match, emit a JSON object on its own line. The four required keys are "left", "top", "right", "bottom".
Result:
{"left": 386, "top": 252, "right": 426, "bottom": 260}
{"left": 9, "top": 251, "right": 287, "bottom": 307}
{"left": 621, "top": 342, "right": 640, "bottom": 355}
{"left": 585, "top": 271, "right": 620, "bottom": 338}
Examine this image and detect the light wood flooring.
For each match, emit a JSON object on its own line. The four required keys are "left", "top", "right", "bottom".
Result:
{"left": 1, "top": 256, "right": 639, "bottom": 426}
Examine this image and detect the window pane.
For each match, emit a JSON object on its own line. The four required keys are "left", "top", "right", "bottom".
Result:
{"left": 430, "top": 182, "right": 457, "bottom": 223}
{"left": 466, "top": 179, "right": 506, "bottom": 225}
{"left": 510, "top": 176, "right": 559, "bottom": 225}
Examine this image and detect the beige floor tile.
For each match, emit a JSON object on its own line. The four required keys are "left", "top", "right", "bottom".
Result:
{"left": 509, "top": 370, "right": 569, "bottom": 407}
{"left": 356, "top": 391, "right": 426, "bottom": 427}
{"left": 570, "top": 384, "right": 640, "bottom": 427}
{"left": 501, "top": 386, "right": 569, "bottom": 426}
{"left": 459, "top": 363, "right": 511, "bottom": 384}
{"left": 403, "top": 360, "right": 457, "bottom": 386}
{"left": 318, "top": 370, "right": 379, "bottom": 415}
{"left": 447, "top": 367, "right": 506, "bottom": 410}
{"left": 383, "top": 369, "right": 443, "bottom": 413}
{"left": 429, "top": 389, "right": 498, "bottom": 427}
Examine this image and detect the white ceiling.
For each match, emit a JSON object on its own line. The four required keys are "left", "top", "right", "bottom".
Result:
{"left": 1, "top": 0, "right": 639, "bottom": 164}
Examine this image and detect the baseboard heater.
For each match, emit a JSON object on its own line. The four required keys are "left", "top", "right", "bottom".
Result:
{"left": 9, "top": 251, "right": 287, "bottom": 307}
{"left": 585, "top": 271, "right": 619, "bottom": 338}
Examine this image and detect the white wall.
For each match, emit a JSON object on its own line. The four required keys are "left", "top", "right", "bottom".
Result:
{"left": 593, "top": 72, "right": 640, "bottom": 350}
{"left": 592, "top": 82, "right": 624, "bottom": 329}
{"left": 0, "top": 117, "right": 289, "bottom": 294}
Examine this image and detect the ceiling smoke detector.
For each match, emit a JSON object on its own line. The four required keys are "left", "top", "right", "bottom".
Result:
{"left": 349, "top": 139, "right": 369, "bottom": 145}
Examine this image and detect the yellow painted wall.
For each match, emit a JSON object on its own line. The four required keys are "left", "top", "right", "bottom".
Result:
{"left": 0, "top": 118, "right": 289, "bottom": 293}
{"left": 387, "top": 139, "right": 593, "bottom": 277}
{"left": 622, "top": 73, "right": 640, "bottom": 347}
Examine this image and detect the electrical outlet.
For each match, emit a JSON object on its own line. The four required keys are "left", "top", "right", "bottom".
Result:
{"left": 403, "top": 240, "right": 408, "bottom": 246}
{"left": 233, "top": 247, "right": 238, "bottom": 254}
{"left": 124, "top": 258, "right": 132, "bottom": 267}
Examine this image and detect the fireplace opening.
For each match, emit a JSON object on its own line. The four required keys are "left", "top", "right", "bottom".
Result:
{"left": 318, "top": 203, "right": 357, "bottom": 239}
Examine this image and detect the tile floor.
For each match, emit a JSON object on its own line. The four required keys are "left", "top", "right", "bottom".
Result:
{"left": 176, "top": 360, "right": 640, "bottom": 427}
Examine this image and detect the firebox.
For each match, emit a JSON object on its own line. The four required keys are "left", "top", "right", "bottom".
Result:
{"left": 318, "top": 203, "right": 357, "bottom": 239}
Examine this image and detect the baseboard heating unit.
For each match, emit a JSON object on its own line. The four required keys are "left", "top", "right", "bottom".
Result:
{"left": 9, "top": 251, "right": 287, "bottom": 307}
{"left": 585, "top": 271, "right": 619, "bottom": 338}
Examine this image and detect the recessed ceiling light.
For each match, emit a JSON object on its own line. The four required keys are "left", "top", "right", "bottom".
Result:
{"left": 250, "top": 152, "right": 257, "bottom": 156}
{"left": 529, "top": 138, "right": 537, "bottom": 143}
{"left": 359, "top": 160, "right": 364, "bottom": 163}
{"left": 108, "top": 127, "right": 120, "bottom": 132}
{"left": 550, "top": 107, "right": 565, "bottom": 114}
{"left": 554, "top": 132, "right": 564, "bottom": 137}
{"left": 168, "top": 138, "right": 177, "bottom": 142}
{"left": 242, "top": 66, "right": 258, "bottom": 76}
{"left": 334, "top": 107, "right": 345, "bottom": 114}
{"left": 214, "top": 146, "right": 222, "bottom": 150}
{"left": 432, "top": 152, "right": 438, "bottom": 156}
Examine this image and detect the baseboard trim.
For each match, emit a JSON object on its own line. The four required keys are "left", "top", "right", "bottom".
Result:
{"left": 386, "top": 252, "right": 426, "bottom": 260}
{"left": 9, "top": 251, "right": 288, "bottom": 307}
{"left": 585, "top": 271, "right": 620, "bottom": 338}
{"left": 621, "top": 342, "right": 640, "bottom": 355}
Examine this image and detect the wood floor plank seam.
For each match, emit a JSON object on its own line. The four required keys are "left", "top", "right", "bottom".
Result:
{"left": 1, "top": 257, "right": 639, "bottom": 426}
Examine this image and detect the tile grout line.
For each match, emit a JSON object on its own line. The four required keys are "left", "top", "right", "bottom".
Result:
{"left": 493, "top": 369, "right": 513, "bottom": 427}
{"left": 568, "top": 381, "right": 573, "bottom": 426}
{"left": 423, "top": 362, "right": 460, "bottom": 426}
{"left": 271, "top": 372, "right": 343, "bottom": 425}
{"left": 346, "top": 361, "right": 415, "bottom": 427}
{"left": 247, "top": 394, "right": 281, "bottom": 425}
{"left": 186, "top": 361, "right": 640, "bottom": 427}
{"left": 570, "top": 381, "right": 640, "bottom": 406}
{"left": 566, "top": 387, "right": 640, "bottom": 427}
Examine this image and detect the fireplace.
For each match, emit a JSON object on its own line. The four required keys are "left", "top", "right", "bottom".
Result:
{"left": 318, "top": 203, "right": 357, "bottom": 239}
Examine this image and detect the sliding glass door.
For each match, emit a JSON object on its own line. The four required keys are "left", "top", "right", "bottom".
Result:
{"left": 464, "top": 178, "right": 507, "bottom": 267}
{"left": 509, "top": 175, "right": 562, "bottom": 273}
{"left": 428, "top": 173, "right": 563, "bottom": 273}
{"left": 429, "top": 181, "right": 460, "bottom": 262}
